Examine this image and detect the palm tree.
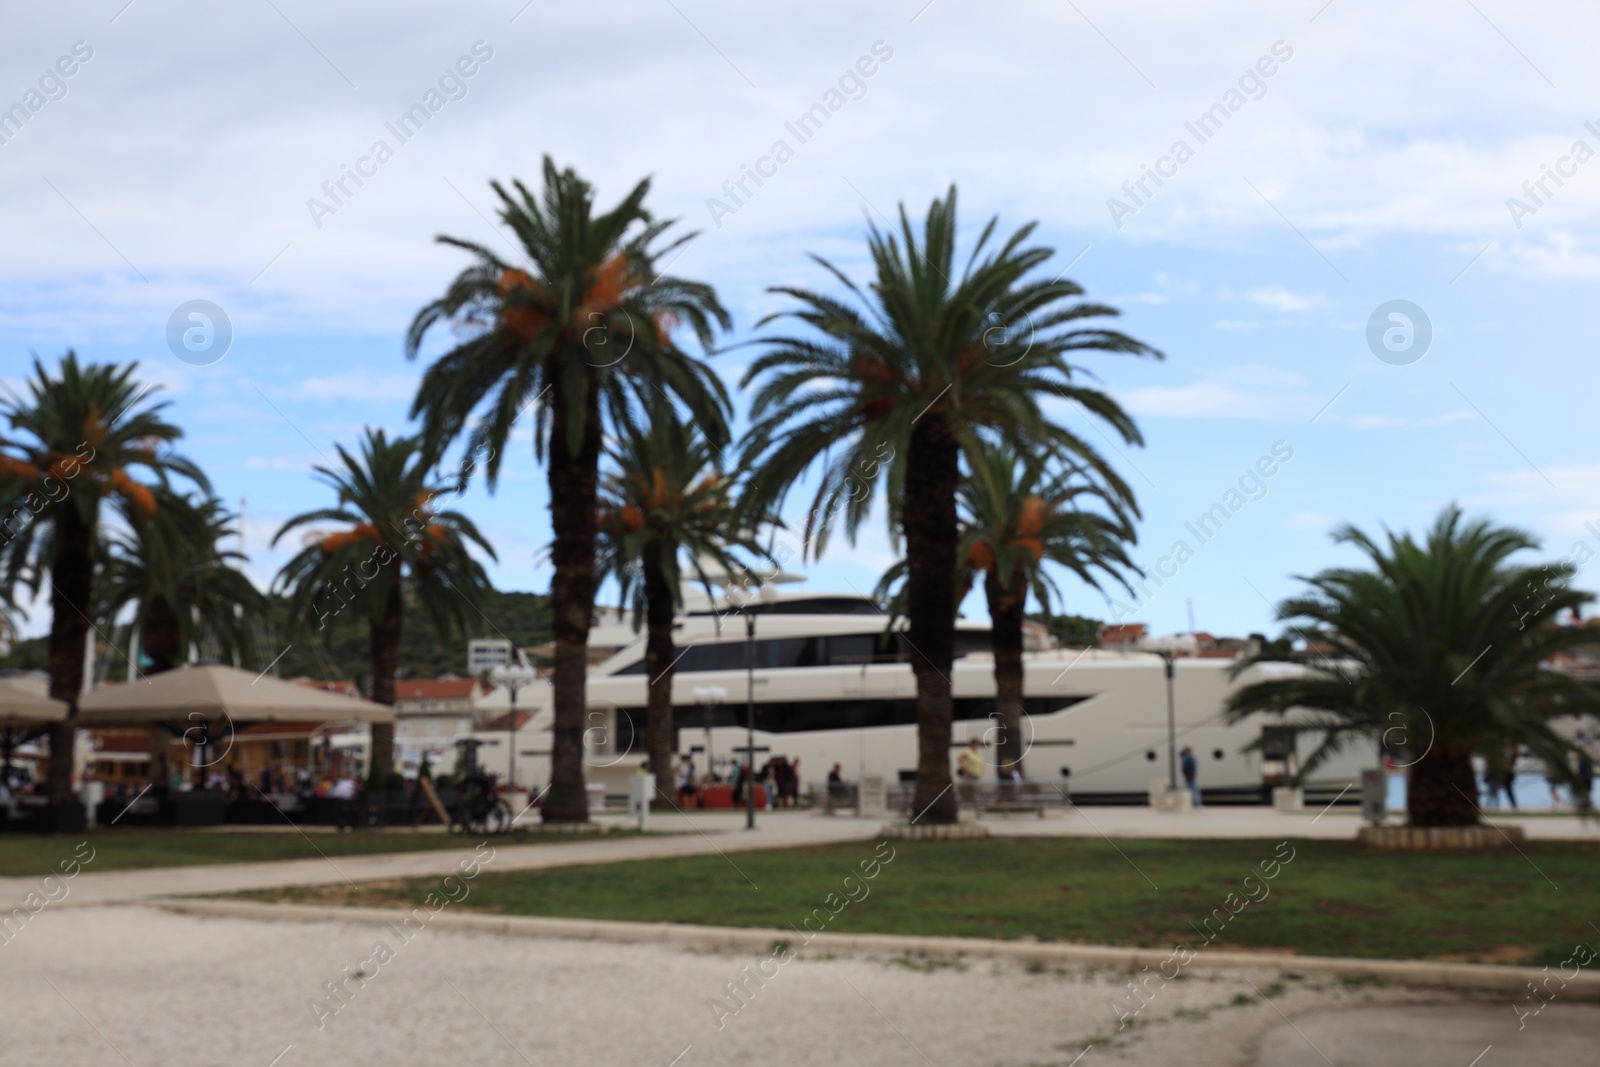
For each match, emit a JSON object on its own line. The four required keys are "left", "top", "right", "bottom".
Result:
{"left": 406, "top": 159, "right": 731, "bottom": 821}
{"left": 958, "top": 446, "right": 1139, "bottom": 779}
{"left": 273, "top": 429, "right": 495, "bottom": 779}
{"left": 0, "top": 355, "right": 206, "bottom": 802}
{"left": 740, "top": 189, "right": 1159, "bottom": 822}
{"left": 101, "top": 492, "right": 263, "bottom": 674}
{"left": 1224, "top": 506, "right": 1600, "bottom": 826}
{"left": 595, "top": 416, "right": 767, "bottom": 801}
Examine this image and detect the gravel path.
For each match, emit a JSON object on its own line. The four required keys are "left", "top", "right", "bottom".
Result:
{"left": 0, "top": 904, "right": 1516, "bottom": 1067}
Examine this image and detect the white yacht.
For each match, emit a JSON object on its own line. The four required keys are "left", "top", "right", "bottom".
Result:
{"left": 475, "top": 589, "right": 1367, "bottom": 805}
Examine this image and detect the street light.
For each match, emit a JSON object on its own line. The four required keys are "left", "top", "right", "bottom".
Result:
{"left": 741, "top": 582, "right": 779, "bottom": 830}
{"left": 691, "top": 685, "right": 726, "bottom": 782}
{"left": 491, "top": 662, "right": 538, "bottom": 796}
{"left": 1144, "top": 635, "right": 1196, "bottom": 794}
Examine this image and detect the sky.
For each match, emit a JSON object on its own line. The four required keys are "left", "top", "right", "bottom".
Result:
{"left": 4, "top": 0, "right": 1599, "bottom": 642}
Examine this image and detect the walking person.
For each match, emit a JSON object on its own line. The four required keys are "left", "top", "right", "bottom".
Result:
{"left": 1180, "top": 745, "right": 1202, "bottom": 809}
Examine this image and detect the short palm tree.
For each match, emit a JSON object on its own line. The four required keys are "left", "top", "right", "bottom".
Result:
{"left": 101, "top": 492, "right": 263, "bottom": 673}
{"left": 959, "top": 446, "right": 1139, "bottom": 779}
{"left": 0, "top": 354, "right": 205, "bottom": 801}
{"left": 740, "top": 188, "right": 1159, "bottom": 822}
{"left": 406, "top": 159, "right": 731, "bottom": 821}
{"left": 1225, "top": 506, "right": 1600, "bottom": 826}
{"left": 273, "top": 429, "right": 495, "bottom": 779}
{"left": 595, "top": 416, "right": 767, "bottom": 800}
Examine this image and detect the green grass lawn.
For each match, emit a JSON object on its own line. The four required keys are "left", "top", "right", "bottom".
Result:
{"left": 243, "top": 837, "right": 1600, "bottom": 966}
{"left": 0, "top": 828, "right": 616, "bottom": 878}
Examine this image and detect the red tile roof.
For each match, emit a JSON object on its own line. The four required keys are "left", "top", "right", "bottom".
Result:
{"left": 479, "top": 710, "right": 531, "bottom": 732}
{"left": 395, "top": 679, "right": 479, "bottom": 701}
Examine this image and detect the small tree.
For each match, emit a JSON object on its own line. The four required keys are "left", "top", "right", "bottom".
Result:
{"left": 1225, "top": 506, "right": 1600, "bottom": 826}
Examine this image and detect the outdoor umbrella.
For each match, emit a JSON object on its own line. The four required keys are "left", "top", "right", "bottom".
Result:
{"left": 76, "top": 664, "right": 393, "bottom": 726}
{"left": 0, "top": 676, "right": 68, "bottom": 725}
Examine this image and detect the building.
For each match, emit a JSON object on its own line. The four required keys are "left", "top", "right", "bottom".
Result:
{"left": 467, "top": 638, "right": 514, "bottom": 677}
{"left": 393, "top": 678, "right": 486, "bottom": 775}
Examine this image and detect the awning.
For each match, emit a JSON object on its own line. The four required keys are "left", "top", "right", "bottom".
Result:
{"left": 77, "top": 665, "right": 393, "bottom": 726}
{"left": 0, "top": 677, "right": 69, "bottom": 725}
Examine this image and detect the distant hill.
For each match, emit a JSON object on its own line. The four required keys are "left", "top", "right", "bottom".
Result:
{"left": 1, "top": 586, "right": 554, "bottom": 694}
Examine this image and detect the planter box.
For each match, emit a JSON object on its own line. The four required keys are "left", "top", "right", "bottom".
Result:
{"left": 36, "top": 800, "right": 86, "bottom": 835}
{"left": 1358, "top": 824, "right": 1525, "bottom": 851}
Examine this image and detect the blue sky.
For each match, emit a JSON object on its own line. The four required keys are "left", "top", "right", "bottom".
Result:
{"left": 4, "top": 0, "right": 1598, "bottom": 640}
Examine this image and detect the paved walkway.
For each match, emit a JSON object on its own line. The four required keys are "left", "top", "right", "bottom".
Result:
{"left": 10, "top": 904, "right": 1569, "bottom": 1067}
{"left": 1253, "top": 1002, "right": 1600, "bottom": 1066}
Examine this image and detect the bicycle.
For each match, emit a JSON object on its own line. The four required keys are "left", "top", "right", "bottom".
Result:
{"left": 448, "top": 772, "right": 514, "bottom": 836}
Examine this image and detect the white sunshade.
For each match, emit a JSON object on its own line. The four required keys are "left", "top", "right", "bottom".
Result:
{"left": 76, "top": 664, "right": 394, "bottom": 726}
{"left": 0, "top": 676, "right": 69, "bottom": 725}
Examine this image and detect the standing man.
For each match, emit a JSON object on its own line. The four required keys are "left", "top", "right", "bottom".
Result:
{"left": 1180, "top": 745, "right": 1201, "bottom": 809}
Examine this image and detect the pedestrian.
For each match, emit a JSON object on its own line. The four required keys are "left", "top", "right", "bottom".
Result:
{"left": 676, "top": 755, "right": 695, "bottom": 807}
{"left": 1180, "top": 745, "right": 1202, "bottom": 809}
{"left": 330, "top": 774, "right": 359, "bottom": 830}
{"left": 958, "top": 739, "right": 984, "bottom": 805}
{"left": 787, "top": 757, "right": 801, "bottom": 809}
{"left": 1575, "top": 744, "right": 1594, "bottom": 812}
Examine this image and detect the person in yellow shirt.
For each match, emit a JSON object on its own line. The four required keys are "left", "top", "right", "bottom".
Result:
{"left": 957, "top": 738, "right": 984, "bottom": 804}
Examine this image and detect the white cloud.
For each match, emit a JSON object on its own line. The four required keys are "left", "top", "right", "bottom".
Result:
{"left": 1119, "top": 365, "right": 1320, "bottom": 420}
{"left": 1288, "top": 511, "right": 1338, "bottom": 530}
{"left": 291, "top": 373, "right": 418, "bottom": 401}
{"left": 1213, "top": 319, "right": 1258, "bottom": 330}
{"left": 244, "top": 454, "right": 324, "bottom": 471}
{"left": 1244, "top": 286, "right": 1321, "bottom": 312}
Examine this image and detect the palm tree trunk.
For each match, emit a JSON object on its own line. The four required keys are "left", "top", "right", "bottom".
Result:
{"left": 904, "top": 414, "right": 960, "bottom": 823}
{"left": 45, "top": 505, "right": 94, "bottom": 803}
{"left": 142, "top": 596, "right": 183, "bottom": 673}
{"left": 367, "top": 564, "right": 402, "bottom": 779}
{"left": 1407, "top": 745, "right": 1479, "bottom": 826}
{"left": 642, "top": 542, "right": 678, "bottom": 808}
{"left": 543, "top": 366, "right": 600, "bottom": 823}
{"left": 141, "top": 596, "right": 184, "bottom": 794}
{"left": 986, "top": 566, "right": 1027, "bottom": 780}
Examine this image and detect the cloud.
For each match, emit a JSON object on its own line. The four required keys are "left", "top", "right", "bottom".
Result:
{"left": 1119, "top": 365, "right": 1321, "bottom": 420}
{"left": 1243, "top": 286, "right": 1321, "bottom": 312}
{"left": 290, "top": 373, "right": 418, "bottom": 401}
{"left": 1288, "top": 511, "right": 1338, "bottom": 530}
{"left": 1213, "top": 319, "right": 1258, "bottom": 330}
{"left": 1349, "top": 410, "right": 1479, "bottom": 430}
{"left": 244, "top": 454, "right": 324, "bottom": 471}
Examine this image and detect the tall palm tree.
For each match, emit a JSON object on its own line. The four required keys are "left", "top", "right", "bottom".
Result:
{"left": 0, "top": 355, "right": 205, "bottom": 802}
{"left": 958, "top": 446, "right": 1139, "bottom": 779}
{"left": 595, "top": 416, "right": 767, "bottom": 800}
{"left": 101, "top": 492, "right": 263, "bottom": 674}
{"left": 1225, "top": 506, "right": 1600, "bottom": 826}
{"left": 740, "top": 189, "right": 1159, "bottom": 822}
{"left": 273, "top": 429, "right": 495, "bottom": 779}
{"left": 406, "top": 159, "right": 731, "bottom": 821}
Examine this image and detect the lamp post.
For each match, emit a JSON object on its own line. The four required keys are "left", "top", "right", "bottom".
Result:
{"left": 1162, "top": 652, "right": 1177, "bottom": 791}
{"left": 1144, "top": 636, "right": 1194, "bottom": 794}
{"left": 491, "top": 663, "right": 538, "bottom": 797}
{"left": 691, "top": 685, "right": 726, "bottom": 786}
{"left": 745, "top": 611, "right": 756, "bottom": 830}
